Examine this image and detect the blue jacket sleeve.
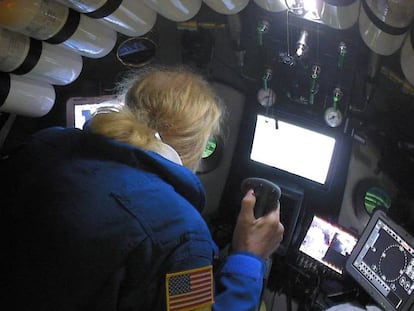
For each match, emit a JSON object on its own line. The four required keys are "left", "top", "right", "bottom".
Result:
{"left": 213, "top": 252, "right": 266, "bottom": 311}
{"left": 167, "top": 236, "right": 266, "bottom": 311}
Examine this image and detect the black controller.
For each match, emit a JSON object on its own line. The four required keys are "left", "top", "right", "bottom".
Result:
{"left": 241, "top": 177, "right": 281, "bottom": 218}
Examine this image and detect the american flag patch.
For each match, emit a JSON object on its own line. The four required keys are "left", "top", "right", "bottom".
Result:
{"left": 165, "top": 265, "right": 213, "bottom": 311}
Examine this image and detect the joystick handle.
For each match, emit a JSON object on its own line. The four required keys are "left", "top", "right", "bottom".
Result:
{"left": 241, "top": 177, "right": 281, "bottom": 218}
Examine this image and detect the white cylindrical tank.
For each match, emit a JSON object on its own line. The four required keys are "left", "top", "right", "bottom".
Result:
{"left": 0, "top": 0, "right": 117, "bottom": 58}
{"left": 318, "top": 0, "right": 360, "bottom": 30}
{"left": 253, "top": 0, "right": 287, "bottom": 13}
{"left": 0, "top": 28, "right": 83, "bottom": 86}
{"left": 0, "top": 74, "right": 55, "bottom": 117}
{"left": 56, "top": 0, "right": 157, "bottom": 37}
{"left": 143, "top": 0, "right": 201, "bottom": 22}
{"left": 203, "top": 0, "right": 249, "bottom": 15}
{"left": 400, "top": 27, "right": 414, "bottom": 87}
{"left": 62, "top": 13, "right": 117, "bottom": 58}
{"left": 359, "top": 0, "right": 414, "bottom": 56}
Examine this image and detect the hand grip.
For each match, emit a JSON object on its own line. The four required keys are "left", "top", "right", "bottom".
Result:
{"left": 241, "top": 177, "right": 281, "bottom": 218}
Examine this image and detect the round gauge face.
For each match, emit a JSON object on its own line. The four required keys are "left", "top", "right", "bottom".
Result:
{"left": 324, "top": 107, "right": 343, "bottom": 127}
{"left": 257, "top": 88, "right": 276, "bottom": 107}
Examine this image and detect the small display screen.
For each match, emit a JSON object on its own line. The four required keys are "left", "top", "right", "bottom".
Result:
{"left": 202, "top": 138, "right": 217, "bottom": 159}
{"left": 66, "top": 96, "right": 123, "bottom": 129}
{"left": 299, "top": 215, "right": 358, "bottom": 274}
{"left": 346, "top": 211, "right": 414, "bottom": 310}
{"left": 250, "top": 115, "right": 336, "bottom": 184}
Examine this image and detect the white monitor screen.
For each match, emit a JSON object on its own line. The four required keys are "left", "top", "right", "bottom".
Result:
{"left": 299, "top": 215, "right": 358, "bottom": 274}
{"left": 73, "top": 102, "right": 120, "bottom": 129}
{"left": 66, "top": 96, "right": 123, "bottom": 129}
{"left": 250, "top": 114, "right": 336, "bottom": 184}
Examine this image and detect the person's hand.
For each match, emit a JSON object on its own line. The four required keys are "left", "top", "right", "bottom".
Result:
{"left": 232, "top": 189, "right": 284, "bottom": 259}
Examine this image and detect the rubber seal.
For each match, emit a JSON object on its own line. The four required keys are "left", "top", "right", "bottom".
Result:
{"left": 12, "top": 38, "right": 42, "bottom": 75}
{"left": 85, "top": 0, "right": 123, "bottom": 18}
{"left": 361, "top": 0, "right": 412, "bottom": 36}
{"left": 46, "top": 9, "right": 81, "bottom": 44}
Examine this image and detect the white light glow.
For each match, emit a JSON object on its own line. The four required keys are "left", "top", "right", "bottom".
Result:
{"left": 303, "top": 0, "right": 318, "bottom": 13}
{"left": 285, "top": 0, "right": 320, "bottom": 19}
{"left": 250, "top": 115, "right": 336, "bottom": 184}
{"left": 285, "top": 0, "right": 317, "bottom": 8}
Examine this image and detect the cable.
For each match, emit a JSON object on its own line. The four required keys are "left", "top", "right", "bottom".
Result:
{"left": 316, "top": 24, "right": 320, "bottom": 63}
{"left": 286, "top": 8, "right": 291, "bottom": 58}
{"left": 310, "top": 273, "right": 321, "bottom": 309}
{"left": 0, "top": 113, "right": 16, "bottom": 152}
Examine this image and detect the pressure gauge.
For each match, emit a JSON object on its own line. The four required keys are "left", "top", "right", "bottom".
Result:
{"left": 324, "top": 107, "right": 343, "bottom": 127}
{"left": 257, "top": 88, "right": 276, "bottom": 107}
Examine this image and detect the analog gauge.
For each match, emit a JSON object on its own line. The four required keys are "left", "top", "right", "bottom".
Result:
{"left": 257, "top": 88, "right": 276, "bottom": 107}
{"left": 324, "top": 107, "right": 343, "bottom": 127}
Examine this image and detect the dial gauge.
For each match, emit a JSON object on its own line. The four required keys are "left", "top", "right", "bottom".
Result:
{"left": 324, "top": 107, "right": 343, "bottom": 127}
{"left": 257, "top": 88, "right": 276, "bottom": 107}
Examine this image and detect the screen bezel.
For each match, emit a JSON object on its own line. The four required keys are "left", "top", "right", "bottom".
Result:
{"left": 346, "top": 210, "right": 414, "bottom": 311}
{"left": 299, "top": 215, "right": 358, "bottom": 275}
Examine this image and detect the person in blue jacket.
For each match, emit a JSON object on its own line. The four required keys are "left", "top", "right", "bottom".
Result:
{"left": 2, "top": 66, "right": 284, "bottom": 311}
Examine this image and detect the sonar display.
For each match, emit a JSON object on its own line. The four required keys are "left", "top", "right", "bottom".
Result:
{"left": 346, "top": 211, "right": 414, "bottom": 310}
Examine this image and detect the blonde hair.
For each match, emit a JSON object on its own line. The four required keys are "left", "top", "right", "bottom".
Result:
{"left": 88, "top": 66, "right": 222, "bottom": 170}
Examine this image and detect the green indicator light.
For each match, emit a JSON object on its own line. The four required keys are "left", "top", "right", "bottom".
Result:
{"left": 364, "top": 186, "right": 391, "bottom": 214}
{"left": 202, "top": 139, "right": 217, "bottom": 159}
